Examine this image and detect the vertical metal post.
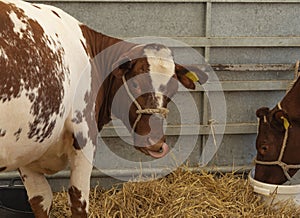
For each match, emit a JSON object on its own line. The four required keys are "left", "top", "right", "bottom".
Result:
{"left": 200, "top": 1, "right": 212, "bottom": 165}
{"left": 203, "top": 1, "right": 212, "bottom": 124}
{"left": 204, "top": 1, "right": 212, "bottom": 62}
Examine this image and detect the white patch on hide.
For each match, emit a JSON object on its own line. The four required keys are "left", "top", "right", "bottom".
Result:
{"left": 8, "top": 11, "right": 27, "bottom": 39}
{"left": 144, "top": 47, "right": 175, "bottom": 107}
{"left": 0, "top": 48, "right": 8, "bottom": 60}
{"left": 263, "top": 116, "right": 267, "bottom": 123}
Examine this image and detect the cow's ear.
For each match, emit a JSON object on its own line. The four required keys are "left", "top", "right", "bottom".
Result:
{"left": 112, "top": 57, "right": 135, "bottom": 79}
{"left": 112, "top": 45, "right": 143, "bottom": 79}
{"left": 256, "top": 107, "right": 270, "bottom": 119}
{"left": 273, "top": 109, "right": 290, "bottom": 130}
{"left": 175, "top": 64, "right": 209, "bottom": 90}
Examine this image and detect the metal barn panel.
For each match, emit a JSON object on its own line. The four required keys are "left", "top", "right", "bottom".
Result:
{"left": 224, "top": 91, "right": 285, "bottom": 123}
{"left": 210, "top": 47, "right": 300, "bottom": 64}
{"left": 167, "top": 91, "right": 203, "bottom": 125}
{"left": 95, "top": 136, "right": 202, "bottom": 166}
{"left": 207, "top": 134, "right": 257, "bottom": 166}
{"left": 39, "top": 2, "right": 206, "bottom": 37}
{"left": 211, "top": 3, "right": 300, "bottom": 37}
{"left": 215, "top": 70, "right": 293, "bottom": 81}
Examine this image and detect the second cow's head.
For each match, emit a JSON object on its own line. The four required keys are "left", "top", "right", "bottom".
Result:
{"left": 110, "top": 44, "right": 208, "bottom": 158}
{"left": 255, "top": 106, "right": 300, "bottom": 184}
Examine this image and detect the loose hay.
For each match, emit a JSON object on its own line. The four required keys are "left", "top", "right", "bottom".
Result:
{"left": 51, "top": 167, "right": 300, "bottom": 218}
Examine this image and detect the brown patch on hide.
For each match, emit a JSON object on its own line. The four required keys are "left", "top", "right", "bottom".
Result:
{"left": 72, "top": 133, "right": 87, "bottom": 150}
{"left": 0, "top": 129, "right": 6, "bottom": 137}
{"left": 14, "top": 128, "right": 22, "bottom": 141}
{"left": 17, "top": 169, "right": 27, "bottom": 182}
{"left": 29, "top": 195, "right": 49, "bottom": 218}
{"left": 71, "top": 111, "right": 83, "bottom": 124}
{"left": 68, "top": 186, "right": 88, "bottom": 218}
{"left": 0, "top": 2, "right": 69, "bottom": 142}
{"left": 32, "top": 4, "right": 41, "bottom": 9}
{"left": 51, "top": 10, "right": 60, "bottom": 18}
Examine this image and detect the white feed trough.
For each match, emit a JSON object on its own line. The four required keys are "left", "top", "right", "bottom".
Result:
{"left": 248, "top": 168, "right": 300, "bottom": 205}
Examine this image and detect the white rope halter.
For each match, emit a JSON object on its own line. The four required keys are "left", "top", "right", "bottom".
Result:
{"left": 254, "top": 102, "right": 300, "bottom": 182}
{"left": 122, "top": 75, "right": 169, "bottom": 133}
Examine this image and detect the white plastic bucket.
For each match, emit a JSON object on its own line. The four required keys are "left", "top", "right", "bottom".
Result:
{"left": 248, "top": 168, "right": 300, "bottom": 205}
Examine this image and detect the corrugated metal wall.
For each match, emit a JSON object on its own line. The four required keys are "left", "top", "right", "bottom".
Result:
{"left": 1, "top": 0, "right": 300, "bottom": 189}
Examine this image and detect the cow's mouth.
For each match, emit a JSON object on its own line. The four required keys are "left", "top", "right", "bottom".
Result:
{"left": 135, "top": 140, "right": 170, "bottom": 158}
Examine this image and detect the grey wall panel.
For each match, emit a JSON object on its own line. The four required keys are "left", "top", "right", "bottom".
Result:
{"left": 40, "top": 2, "right": 206, "bottom": 37}
{"left": 216, "top": 70, "right": 294, "bottom": 81}
{"left": 207, "top": 134, "right": 257, "bottom": 166}
{"left": 167, "top": 91, "right": 203, "bottom": 125}
{"left": 172, "top": 47, "right": 205, "bottom": 64}
{"left": 210, "top": 47, "right": 300, "bottom": 64}
{"left": 211, "top": 3, "right": 300, "bottom": 37}
{"left": 94, "top": 136, "right": 202, "bottom": 167}
{"left": 224, "top": 91, "right": 285, "bottom": 123}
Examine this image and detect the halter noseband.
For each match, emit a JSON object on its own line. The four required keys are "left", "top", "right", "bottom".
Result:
{"left": 122, "top": 75, "right": 169, "bottom": 133}
{"left": 254, "top": 102, "right": 300, "bottom": 182}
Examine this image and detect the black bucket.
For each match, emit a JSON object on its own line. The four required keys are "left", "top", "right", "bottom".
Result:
{"left": 0, "top": 179, "right": 34, "bottom": 218}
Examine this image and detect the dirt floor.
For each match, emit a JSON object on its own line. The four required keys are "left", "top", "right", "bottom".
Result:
{"left": 51, "top": 167, "right": 300, "bottom": 218}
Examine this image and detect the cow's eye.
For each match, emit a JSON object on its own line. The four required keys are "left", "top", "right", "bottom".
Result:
{"left": 130, "top": 79, "right": 141, "bottom": 95}
{"left": 132, "top": 80, "right": 139, "bottom": 89}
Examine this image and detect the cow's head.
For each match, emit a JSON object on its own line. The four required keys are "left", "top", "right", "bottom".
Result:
{"left": 255, "top": 106, "right": 300, "bottom": 184}
{"left": 110, "top": 44, "right": 208, "bottom": 158}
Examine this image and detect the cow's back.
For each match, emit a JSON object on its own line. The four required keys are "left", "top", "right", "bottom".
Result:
{"left": 0, "top": 0, "right": 90, "bottom": 171}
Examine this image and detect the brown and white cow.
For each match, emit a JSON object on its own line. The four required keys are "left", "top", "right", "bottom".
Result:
{"left": 0, "top": 0, "right": 208, "bottom": 217}
{"left": 255, "top": 75, "right": 300, "bottom": 185}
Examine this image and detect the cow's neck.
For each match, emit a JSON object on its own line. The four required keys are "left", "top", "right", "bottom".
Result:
{"left": 281, "top": 77, "right": 300, "bottom": 120}
{"left": 279, "top": 78, "right": 300, "bottom": 180}
{"left": 80, "top": 25, "right": 135, "bottom": 130}
{"left": 80, "top": 25, "right": 137, "bottom": 79}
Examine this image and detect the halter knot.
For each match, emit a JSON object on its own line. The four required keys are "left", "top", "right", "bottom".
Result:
{"left": 136, "top": 108, "right": 169, "bottom": 117}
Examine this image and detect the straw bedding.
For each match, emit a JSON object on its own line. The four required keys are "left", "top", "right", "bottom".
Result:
{"left": 50, "top": 167, "right": 300, "bottom": 218}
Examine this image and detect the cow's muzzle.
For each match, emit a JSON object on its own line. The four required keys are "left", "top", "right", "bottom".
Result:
{"left": 135, "top": 137, "right": 170, "bottom": 158}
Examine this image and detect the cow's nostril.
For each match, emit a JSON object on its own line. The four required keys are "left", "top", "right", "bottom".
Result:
{"left": 259, "top": 144, "right": 270, "bottom": 155}
{"left": 158, "top": 147, "right": 163, "bottom": 153}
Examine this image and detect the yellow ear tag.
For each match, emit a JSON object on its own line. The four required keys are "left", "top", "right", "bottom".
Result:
{"left": 185, "top": 71, "right": 199, "bottom": 82}
{"left": 281, "top": 116, "right": 290, "bottom": 129}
